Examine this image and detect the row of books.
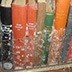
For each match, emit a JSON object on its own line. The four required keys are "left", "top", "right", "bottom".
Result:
{"left": 0, "top": 0, "right": 72, "bottom": 70}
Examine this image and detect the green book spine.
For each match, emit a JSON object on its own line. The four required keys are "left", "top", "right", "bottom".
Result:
{"left": 41, "top": 12, "right": 54, "bottom": 65}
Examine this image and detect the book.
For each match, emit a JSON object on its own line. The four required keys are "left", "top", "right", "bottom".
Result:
{"left": 59, "top": 1, "right": 72, "bottom": 64}
{"left": 1, "top": 0, "right": 12, "bottom": 25}
{"left": 41, "top": 0, "right": 55, "bottom": 65}
{"left": 66, "top": 37, "right": 72, "bottom": 63}
{"left": 1, "top": 0, "right": 13, "bottom": 70}
{"left": 34, "top": 0, "right": 46, "bottom": 66}
{"left": 66, "top": 0, "right": 72, "bottom": 63}
{"left": 1, "top": 0, "right": 12, "bottom": 7}
{"left": 26, "top": 0, "right": 37, "bottom": 68}
{"left": 12, "top": 0, "right": 26, "bottom": 69}
{"left": 48, "top": 0, "right": 71, "bottom": 65}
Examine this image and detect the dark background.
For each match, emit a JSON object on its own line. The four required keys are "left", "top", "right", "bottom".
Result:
{"left": 0, "top": 0, "right": 1, "bottom": 16}
{"left": 0, "top": 0, "right": 1, "bottom": 62}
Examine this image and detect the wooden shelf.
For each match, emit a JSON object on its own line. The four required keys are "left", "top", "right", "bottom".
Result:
{"left": 2, "top": 63, "right": 72, "bottom": 72}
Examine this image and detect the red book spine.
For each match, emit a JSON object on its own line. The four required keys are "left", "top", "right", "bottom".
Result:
{"left": 12, "top": 3, "right": 27, "bottom": 69}
{"left": 26, "top": 4, "right": 37, "bottom": 68}
{"left": 66, "top": 37, "right": 72, "bottom": 63}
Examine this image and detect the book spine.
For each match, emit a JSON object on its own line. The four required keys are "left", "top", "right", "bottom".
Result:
{"left": 1, "top": 5, "right": 13, "bottom": 69}
{"left": 26, "top": 4, "right": 37, "bottom": 68}
{"left": 41, "top": 12, "right": 54, "bottom": 65}
{"left": 54, "top": 0, "right": 71, "bottom": 30}
{"left": 48, "top": 0, "right": 71, "bottom": 65}
{"left": 1, "top": 7, "right": 12, "bottom": 25}
{"left": 12, "top": 4, "right": 26, "bottom": 69}
{"left": 66, "top": 37, "right": 72, "bottom": 63}
{"left": 34, "top": 2, "right": 46, "bottom": 66}
{"left": 1, "top": 24, "right": 12, "bottom": 70}
{"left": 59, "top": 5, "right": 72, "bottom": 64}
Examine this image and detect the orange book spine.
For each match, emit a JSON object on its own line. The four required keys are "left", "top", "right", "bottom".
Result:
{"left": 12, "top": 3, "right": 27, "bottom": 69}
{"left": 26, "top": 4, "right": 37, "bottom": 68}
{"left": 48, "top": 0, "right": 71, "bottom": 65}
{"left": 54, "top": 0, "right": 71, "bottom": 30}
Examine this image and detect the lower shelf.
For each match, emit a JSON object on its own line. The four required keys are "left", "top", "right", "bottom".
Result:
{"left": 2, "top": 63, "right": 72, "bottom": 72}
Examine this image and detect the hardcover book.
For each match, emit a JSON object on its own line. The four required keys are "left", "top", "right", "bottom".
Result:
{"left": 34, "top": 0, "right": 46, "bottom": 66}
{"left": 66, "top": 37, "right": 72, "bottom": 63}
{"left": 48, "top": 0, "right": 71, "bottom": 65}
{"left": 41, "top": 0, "right": 55, "bottom": 65}
{"left": 26, "top": 0, "right": 37, "bottom": 68}
{"left": 1, "top": 0, "right": 13, "bottom": 70}
{"left": 59, "top": 1, "right": 72, "bottom": 64}
{"left": 12, "top": 0, "right": 26, "bottom": 69}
